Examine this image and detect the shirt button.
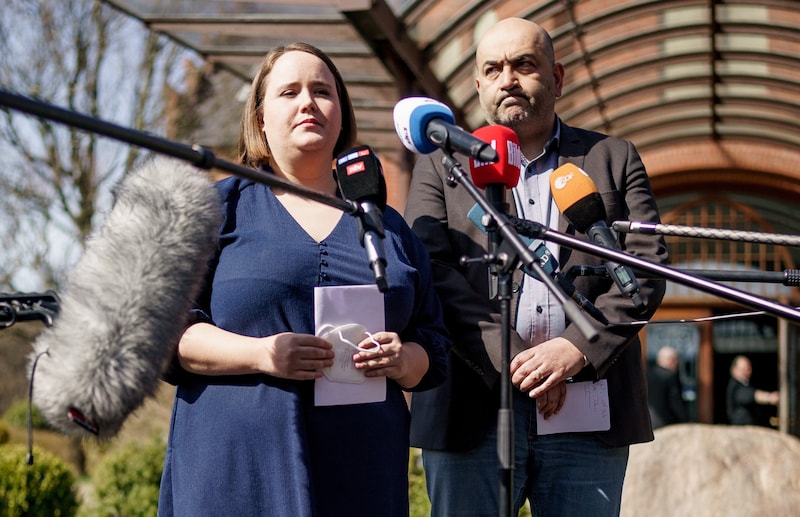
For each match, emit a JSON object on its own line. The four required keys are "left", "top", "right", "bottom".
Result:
{"left": 528, "top": 198, "right": 536, "bottom": 205}
{"left": 536, "top": 305, "right": 543, "bottom": 313}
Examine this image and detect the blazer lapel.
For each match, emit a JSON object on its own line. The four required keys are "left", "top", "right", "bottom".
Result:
{"left": 555, "top": 122, "right": 586, "bottom": 264}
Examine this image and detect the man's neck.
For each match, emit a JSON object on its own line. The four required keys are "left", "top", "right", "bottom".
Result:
{"left": 517, "top": 116, "right": 557, "bottom": 159}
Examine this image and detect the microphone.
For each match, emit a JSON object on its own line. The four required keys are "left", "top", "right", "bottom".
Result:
{"left": 28, "top": 156, "right": 221, "bottom": 438}
{"left": 466, "top": 125, "right": 521, "bottom": 298}
{"left": 549, "top": 163, "right": 646, "bottom": 312}
{"left": 468, "top": 125, "right": 521, "bottom": 212}
{"left": 334, "top": 145, "right": 389, "bottom": 292}
{"left": 467, "top": 204, "right": 609, "bottom": 325}
{"left": 393, "top": 97, "right": 499, "bottom": 163}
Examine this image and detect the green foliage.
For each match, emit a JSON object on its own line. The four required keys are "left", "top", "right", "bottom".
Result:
{"left": 2, "top": 399, "right": 51, "bottom": 430}
{"left": 0, "top": 421, "right": 9, "bottom": 444}
{"left": 409, "top": 448, "right": 431, "bottom": 517}
{"left": 0, "top": 443, "right": 79, "bottom": 517}
{"left": 79, "top": 435, "right": 165, "bottom": 517}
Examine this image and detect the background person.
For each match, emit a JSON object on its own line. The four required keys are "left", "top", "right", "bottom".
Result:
{"left": 647, "top": 345, "right": 688, "bottom": 429}
{"left": 727, "top": 355, "right": 779, "bottom": 426}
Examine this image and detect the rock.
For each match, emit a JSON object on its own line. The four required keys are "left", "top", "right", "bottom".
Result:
{"left": 621, "top": 423, "right": 800, "bottom": 516}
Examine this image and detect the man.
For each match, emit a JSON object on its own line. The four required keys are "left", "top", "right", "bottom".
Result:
{"left": 647, "top": 346, "right": 688, "bottom": 429}
{"left": 727, "top": 355, "right": 779, "bottom": 426}
{"left": 404, "top": 18, "right": 668, "bottom": 517}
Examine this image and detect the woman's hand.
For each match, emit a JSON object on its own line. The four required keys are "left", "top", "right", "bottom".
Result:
{"left": 259, "top": 332, "right": 334, "bottom": 380}
{"left": 352, "top": 331, "right": 429, "bottom": 389}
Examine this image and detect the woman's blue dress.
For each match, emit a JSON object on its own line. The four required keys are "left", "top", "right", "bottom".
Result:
{"left": 158, "top": 176, "right": 449, "bottom": 517}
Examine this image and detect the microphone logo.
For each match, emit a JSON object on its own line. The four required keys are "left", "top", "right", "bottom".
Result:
{"left": 471, "top": 138, "right": 521, "bottom": 169}
{"left": 552, "top": 171, "right": 574, "bottom": 190}
{"left": 507, "top": 139, "right": 522, "bottom": 168}
{"left": 346, "top": 161, "right": 366, "bottom": 175}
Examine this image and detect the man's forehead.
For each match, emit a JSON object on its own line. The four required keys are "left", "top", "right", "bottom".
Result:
{"left": 479, "top": 49, "right": 538, "bottom": 65}
{"left": 478, "top": 30, "right": 544, "bottom": 58}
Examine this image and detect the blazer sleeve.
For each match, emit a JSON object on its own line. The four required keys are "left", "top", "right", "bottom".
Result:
{"left": 560, "top": 137, "right": 669, "bottom": 378}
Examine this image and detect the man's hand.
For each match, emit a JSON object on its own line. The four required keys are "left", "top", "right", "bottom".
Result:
{"left": 510, "top": 337, "right": 587, "bottom": 418}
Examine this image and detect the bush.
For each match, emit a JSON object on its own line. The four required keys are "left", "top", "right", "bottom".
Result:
{"left": 0, "top": 421, "right": 9, "bottom": 444}
{"left": 2, "top": 399, "right": 51, "bottom": 430}
{"left": 0, "top": 443, "right": 79, "bottom": 517}
{"left": 409, "top": 448, "right": 430, "bottom": 517}
{"left": 80, "top": 435, "right": 165, "bottom": 517}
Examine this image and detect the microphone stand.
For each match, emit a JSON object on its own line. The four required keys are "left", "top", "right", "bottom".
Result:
{"left": 509, "top": 217, "right": 800, "bottom": 324}
{"left": 614, "top": 220, "right": 800, "bottom": 248}
{"left": 0, "top": 89, "right": 359, "bottom": 217}
{"left": 440, "top": 152, "right": 599, "bottom": 517}
{"left": 566, "top": 265, "right": 800, "bottom": 287}
{"left": 0, "top": 291, "right": 60, "bottom": 329}
{"left": 0, "top": 89, "right": 416, "bottom": 293}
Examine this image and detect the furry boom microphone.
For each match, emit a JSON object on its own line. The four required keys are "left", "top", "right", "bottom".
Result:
{"left": 29, "top": 156, "right": 221, "bottom": 438}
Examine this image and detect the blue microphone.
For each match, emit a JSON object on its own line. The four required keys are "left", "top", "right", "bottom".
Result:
{"left": 392, "top": 97, "right": 499, "bottom": 162}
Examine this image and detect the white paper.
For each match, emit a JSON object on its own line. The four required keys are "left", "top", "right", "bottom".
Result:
{"left": 314, "top": 284, "right": 386, "bottom": 406}
{"left": 536, "top": 380, "right": 610, "bottom": 435}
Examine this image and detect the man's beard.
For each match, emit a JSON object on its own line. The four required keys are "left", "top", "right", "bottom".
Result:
{"left": 489, "top": 94, "right": 537, "bottom": 128}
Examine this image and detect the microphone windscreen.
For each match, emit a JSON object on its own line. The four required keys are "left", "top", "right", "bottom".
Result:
{"left": 469, "top": 125, "right": 521, "bottom": 189}
{"left": 29, "top": 156, "right": 221, "bottom": 438}
{"left": 393, "top": 97, "right": 455, "bottom": 155}
{"left": 334, "top": 145, "right": 387, "bottom": 211}
{"left": 549, "top": 163, "right": 606, "bottom": 232}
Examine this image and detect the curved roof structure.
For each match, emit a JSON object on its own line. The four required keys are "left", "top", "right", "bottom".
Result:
{"left": 102, "top": 0, "right": 800, "bottom": 165}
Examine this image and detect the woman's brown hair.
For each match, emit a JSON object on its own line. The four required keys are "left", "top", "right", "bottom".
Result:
{"left": 237, "top": 42, "right": 358, "bottom": 169}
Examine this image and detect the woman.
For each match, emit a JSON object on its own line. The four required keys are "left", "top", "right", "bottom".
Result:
{"left": 158, "top": 43, "right": 450, "bottom": 517}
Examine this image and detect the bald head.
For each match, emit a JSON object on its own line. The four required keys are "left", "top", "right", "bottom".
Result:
{"left": 731, "top": 355, "right": 752, "bottom": 383}
{"left": 656, "top": 346, "right": 679, "bottom": 371}
{"left": 476, "top": 18, "right": 555, "bottom": 69}
{"left": 474, "top": 18, "right": 563, "bottom": 155}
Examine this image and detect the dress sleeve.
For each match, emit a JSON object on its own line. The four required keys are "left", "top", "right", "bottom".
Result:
{"left": 161, "top": 177, "right": 238, "bottom": 385}
{"left": 385, "top": 208, "right": 452, "bottom": 392}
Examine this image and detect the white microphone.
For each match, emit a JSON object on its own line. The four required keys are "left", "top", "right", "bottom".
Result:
{"left": 392, "top": 97, "right": 499, "bottom": 163}
{"left": 28, "top": 156, "right": 221, "bottom": 438}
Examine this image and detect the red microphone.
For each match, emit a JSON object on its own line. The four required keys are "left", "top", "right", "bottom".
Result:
{"left": 468, "top": 126, "right": 521, "bottom": 299}
{"left": 469, "top": 125, "right": 522, "bottom": 213}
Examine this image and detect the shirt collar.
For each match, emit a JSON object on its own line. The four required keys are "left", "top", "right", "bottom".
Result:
{"left": 521, "top": 116, "right": 562, "bottom": 168}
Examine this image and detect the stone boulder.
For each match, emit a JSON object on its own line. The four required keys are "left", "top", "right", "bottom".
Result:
{"left": 621, "top": 423, "right": 800, "bottom": 516}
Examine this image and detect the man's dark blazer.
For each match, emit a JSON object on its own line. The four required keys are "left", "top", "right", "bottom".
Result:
{"left": 404, "top": 120, "right": 669, "bottom": 451}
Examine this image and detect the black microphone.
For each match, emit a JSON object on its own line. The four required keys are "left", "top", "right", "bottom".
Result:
{"left": 28, "top": 156, "right": 221, "bottom": 438}
{"left": 549, "top": 163, "right": 646, "bottom": 312}
{"left": 334, "top": 146, "right": 389, "bottom": 292}
{"left": 392, "top": 97, "right": 499, "bottom": 163}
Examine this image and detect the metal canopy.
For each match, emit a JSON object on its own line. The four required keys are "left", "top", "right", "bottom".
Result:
{"left": 101, "top": 0, "right": 800, "bottom": 166}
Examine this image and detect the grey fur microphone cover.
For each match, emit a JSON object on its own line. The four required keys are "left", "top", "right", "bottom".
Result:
{"left": 29, "top": 156, "right": 221, "bottom": 438}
